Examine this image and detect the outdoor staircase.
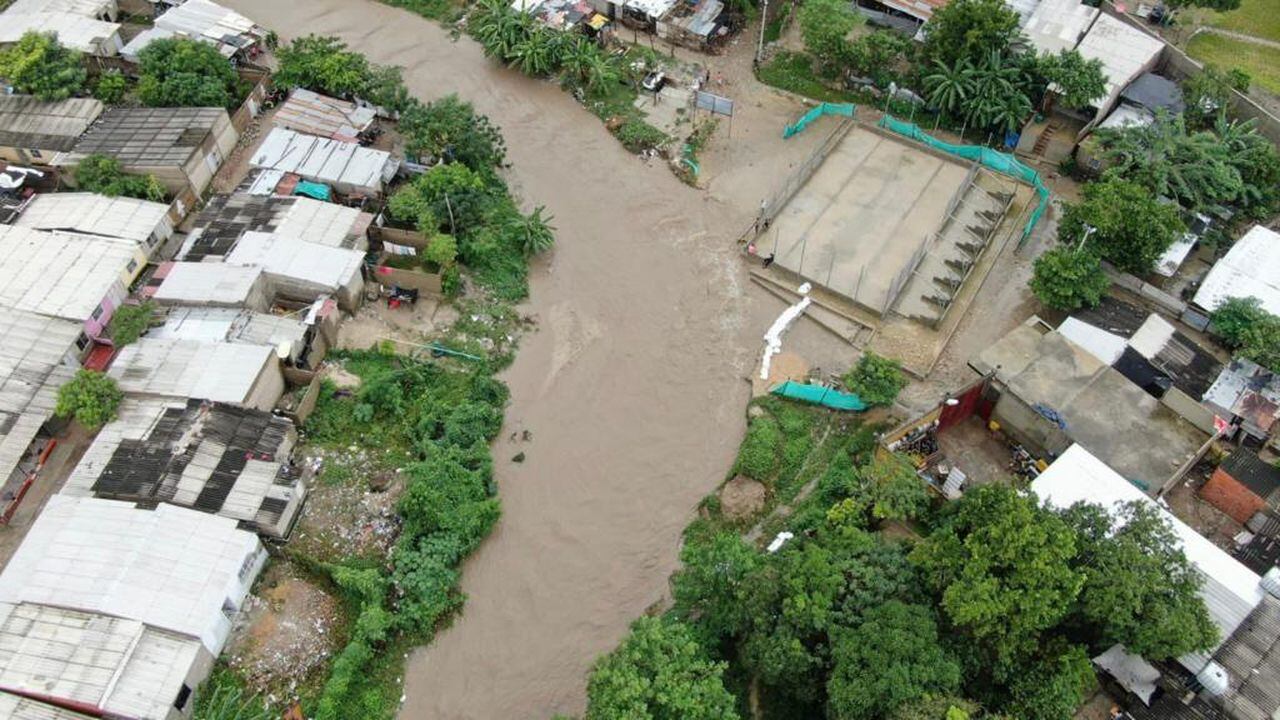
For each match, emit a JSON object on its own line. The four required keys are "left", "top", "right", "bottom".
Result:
{"left": 1031, "top": 122, "right": 1058, "bottom": 157}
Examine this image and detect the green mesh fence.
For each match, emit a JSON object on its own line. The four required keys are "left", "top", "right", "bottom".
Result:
{"left": 783, "top": 102, "right": 856, "bottom": 138}
{"left": 875, "top": 115, "right": 1051, "bottom": 245}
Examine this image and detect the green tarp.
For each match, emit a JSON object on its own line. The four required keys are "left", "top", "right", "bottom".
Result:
{"left": 783, "top": 103, "right": 856, "bottom": 138}
{"left": 294, "top": 180, "right": 332, "bottom": 201}
{"left": 770, "top": 381, "right": 868, "bottom": 411}
{"left": 875, "top": 115, "right": 1052, "bottom": 247}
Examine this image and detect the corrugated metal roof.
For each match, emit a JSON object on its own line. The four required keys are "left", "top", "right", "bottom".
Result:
{"left": 0, "top": 495, "right": 263, "bottom": 653}
{"left": 15, "top": 192, "right": 172, "bottom": 247}
{"left": 154, "top": 0, "right": 258, "bottom": 43}
{"left": 1213, "top": 594, "right": 1280, "bottom": 720}
{"left": 1076, "top": 14, "right": 1165, "bottom": 114}
{"left": 68, "top": 107, "right": 226, "bottom": 168}
{"left": 0, "top": 96, "right": 103, "bottom": 153}
{"left": 61, "top": 397, "right": 302, "bottom": 537}
{"left": 151, "top": 262, "right": 265, "bottom": 307}
{"left": 0, "top": 310, "right": 79, "bottom": 491}
{"left": 249, "top": 127, "right": 396, "bottom": 195}
{"left": 274, "top": 88, "right": 375, "bottom": 142}
{"left": 1194, "top": 226, "right": 1280, "bottom": 316}
{"left": 150, "top": 306, "right": 307, "bottom": 358}
{"left": 1022, "top": 0, "right": 1098, "bottom": 54}
{"left": 1032, "top": 444, "right": 1265, "bottom": 675}
{"left": 0, "top": 226, "right": 133, "bottom": 322}
{"left": 226, "top": 231, "right": 363, "bottom": 290}
{"left": 5, "top": 0, "right": 115, "bottom": 18}
{"left": 0, "top": 602, "right": 200, "bottom": 720}
{"left": 0, "top": 692, "right": 97, "bottom": 720}
{"left": 108, "top": 337, "right": 274, "bottom": 405}
{"left": 275, "top": 197, "right": 370, "bottom": 249}
{"left": 0, "top": 12, "right": 122, "bottom": 54}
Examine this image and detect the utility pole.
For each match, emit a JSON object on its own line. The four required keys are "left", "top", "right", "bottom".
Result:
{"left": 756, "top": 0, "right": 769, "bottom": 65}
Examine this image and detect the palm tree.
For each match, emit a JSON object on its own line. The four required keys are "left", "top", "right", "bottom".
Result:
{"left": 923, "top": 58, "right": 971, "bottom": 116}
{"left": 511, "top": 29, "right": 556, "bottom": 76}
{"left": 509, "top": 206, "right": 555, "bottom": 256}
{"left": 582, "top": 53, "right": 620, "bottom": 97}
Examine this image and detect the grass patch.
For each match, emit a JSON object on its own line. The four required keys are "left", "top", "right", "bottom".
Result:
{"left": 1207, "top": 0, "right": 1280, "bottom": 43}
{"left": 1187, "top": 32, "right": 1280, "bottom": 94}
{"left": 757, "top": 51, "right": 860, "bottom": 104}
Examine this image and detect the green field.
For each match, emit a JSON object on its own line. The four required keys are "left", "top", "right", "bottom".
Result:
{"left": 1187, "top": 32, "right": 1280, "bottom": 95}
{"left": 1207, "top": 0, "right": 1280, "bottom": 43}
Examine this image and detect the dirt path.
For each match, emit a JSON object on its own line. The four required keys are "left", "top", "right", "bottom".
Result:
{"left": 218, "top": 1, "right": 798, "bottom": 717}
{"left": 1197, "top": 26, "right": 1280, "bottom": 49}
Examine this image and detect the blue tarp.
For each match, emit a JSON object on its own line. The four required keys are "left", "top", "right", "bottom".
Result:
{"left": 770, "top": 381, "right": 868, "bottom": 411}
{"left": 294, "top": 180, "right": 332, "bottom": 201}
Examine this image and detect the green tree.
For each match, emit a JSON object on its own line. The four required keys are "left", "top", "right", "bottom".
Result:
{"left": 508, "top": 206, "right": 555, "bottom": 256}
{"left": 827, "top": 601, "right": 961, "bottom": 720}
{"left": 1210, "top": 296, "right": 1280, "bottom": 370}
{"left": 910, "top": 485, "right": 1083, "bottom": 669}
{"left": 275, "top": 35, "right": 371, "bottom": 99}
{"left": 921, "top": 0, "right": 1022, "bottom": 68}
{"left": 585, "top": 616, "right": 740, "bottom": 720}
{"left": 137, "top": 38, "right": 240, "bottom": 108}
{"left": 864, "top": 452, "right": 929, "bottom": 522}
{"left": 847, "top": 31, "right": 912, "bottom": 87}
{"left": 55, "top": 370, "right": 123, "bottom": 428}
{"left": 0, "top": 32, "right": 86, "bottom": 101}
{"left": 890, "top": 695, "right": 983, "bottom": 720}
{"left": 399, "top": 94, "right": 507, "bottom": 171}
{"left": 1059, "top": 177, "right": 1185, "bottom": 274}
{"left": 843, "top": 352, "right": 907, "bottom": 407}
{"left": 423, "top": 234, "right": 459, "bottom": 269}
{"left": 1183, "top": 64, "right": 1238, "bottom": 128}
{"left": 92, "top": 70, "right": 127, "bottom": 104}
{"left": 672, "top": 532, "right": 764, "bottom": 641}
{"left": 924, "top": 58, "right": 974, "bottom": 116}
{"left": 799, "top": 0, "right": 862, "bottom": 74}
{"left": 1061, "top": 501, "right": 1218, "bottom": 659}
{"left": 74, "top": 154, "right": 167, "bottom": 202}
{"left": 1003, "top": 642, "right": 1095, "bottom": 720}
{"left": 1029, "top": 247, "right": 1110, "bottom": 311}
{"left": 1038, "top": 50, "right": 1107, "bottom": 110}
{"left": 107, "top": 302, "right": 156, "bottom": 347}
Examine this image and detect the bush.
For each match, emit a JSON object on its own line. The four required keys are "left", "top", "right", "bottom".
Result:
{"left": 92, "top": 70, "right": 128, "bottom": 104}
{"left": 1059, "top": 177, "right": 1185, "bottom": 275}
{"left": 844, "top": 352, "right": 907, "bottom": 407}
{"left": 74, "top": 154, "right": 167, "bottom": 202}
{"left": 137, "top": 38, "right": 241, "bottom": 108}
{"left": 0, "top": 32, "right": 85, "bottom": 101}
{"left": 1210, "top": 296, "right": 1280, "bottom": 371}
{"left": 614, "top": 118, "right": 668, "bottom": 153}
{"left": 1029, "top": 247, "right": 1110, "bottom": 311}
{"left": 55, "top": 370, "right": 122, "bottom": 428}
{"left": 736, "top": 415, "right": 782, "bottom": 480}
{"left": 107, "top": 302, "right": 156, "bottom": 347}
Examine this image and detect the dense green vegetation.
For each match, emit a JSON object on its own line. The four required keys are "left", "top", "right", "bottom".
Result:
{"left": 74, "top": 154, "right": 168, "bottom": 202}
{"left": 1029, "top": 247, "right": 1110, "bottom": 312}
{"left": 843, "top": 352, "right": 907, "bottom": 407}
{"left": 0, "top": 31, "right": 85, "bottom": 101}
{"left": 55, "top": 370, "right": 122, "bottom": 429}
{"left": 106, "top": 302, "right": 157, "bottom": 347}
{"left": 1059, "top": 177, "right": 1186, "bottom": 274}
{"left": 578, "top": 391, "right": 1217, "bottom": 720}
{"left": 137, "top": 38, "right": 245, "bottom": 108}
{"left": 1210, "top": 296, "right": 1280, "bottom": 371}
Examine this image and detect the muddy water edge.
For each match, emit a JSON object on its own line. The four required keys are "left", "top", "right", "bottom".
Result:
{"left": 220, "top": 0, "right": 763, "bottom": 716}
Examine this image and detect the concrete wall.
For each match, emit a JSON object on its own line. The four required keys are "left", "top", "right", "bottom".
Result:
{"left": 371, "top": 264, "right": 444, "bottom": 295}
{"left": 1200, "top": 467, "right": 1266, "bottom": 523}
{"left": 245, "top": 357, "right": 287, "bottom": 412}
{"left": 1161, "top": 387, "right": 1218, "bottom": 435}
{"left": 991, "top": 390, "right": 1072, "bottom": 460}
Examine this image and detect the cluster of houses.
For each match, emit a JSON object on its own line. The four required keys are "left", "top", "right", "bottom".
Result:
{"left": 883, "top": 223, "right": 1280, "bottom": 719}
{"left": 0, "top": 5, "right": 442, "bottom": 716}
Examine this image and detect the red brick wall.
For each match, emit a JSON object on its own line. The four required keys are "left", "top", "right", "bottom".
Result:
{"left": 1200, "top": 467, "right": 1267, "bottom": 524}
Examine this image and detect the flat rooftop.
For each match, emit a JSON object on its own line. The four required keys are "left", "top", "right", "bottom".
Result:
{"left": 67, "top": 107, "right": 225, "bottom": 168}
{"left": 767, "top": 126, "right": 970, "bottom": 314}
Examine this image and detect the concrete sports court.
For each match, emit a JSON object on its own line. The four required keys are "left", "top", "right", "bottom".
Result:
{"left": 761, "top": 125, "right": 1005, "bottom": 319}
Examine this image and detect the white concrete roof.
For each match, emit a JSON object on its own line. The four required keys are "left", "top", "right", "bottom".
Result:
{"left": 0, "top": 495, "right": 262, "bottom": 653}
{"left": 108, "top": 337, "right": 274, "bottom": 404}
{"left": 150, "top": 306, "right": 307, "bottom": 358}
{"left": 0, "top": 602, "right": 200, "bottom": 720}
{"left": 1058, "top": 316, "right": 1127, "bottom": 365}
{"left": 227, "top": 231, "right": 363, "bottom": 290}
{"left": 0, "top": 226, "right": 132, "bottom": 323}
{"left": 275, "top": 196, "right": 371, "bottom": 249}
{"left": 1032, "top": 444, "right": 1265, "bottom": 673}
{"left": 0, "top": 12, "right": 121, "bottom": 54}
{"left": 1022, "top": 0, "right": 1098, "bottom": 54}
{"left": 5, "top": 0, "right": 114, "bottom": 18}
{"left": 249, "top": 127, "right": 397, "bottom": 195}
{"left": 1155, "top": 232, "right": 1197, "bottom": 277}
{"left": 15, "top": 192, "right": 172, "bottom": 247}
{"left": 151, "top": 262, "right": 265, "bottom": 307}
{"left": 1194, "top": 225, "right": 1280, "bottom": 315}
{"left": 0, "top": 311, "right": 79, "bottom": 484}
{"left": 1076, "top": 14, "right": 1164, "bottom": 114}
{"left": 1128, "top": 314, "right": 1177, "bottom": 360}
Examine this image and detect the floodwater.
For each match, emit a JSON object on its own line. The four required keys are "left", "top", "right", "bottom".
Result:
{"left": 219, "top": 0, "right": 772, "bottom": 716}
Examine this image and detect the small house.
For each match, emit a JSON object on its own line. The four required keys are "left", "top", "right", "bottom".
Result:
{"left": 225, "top": 231, "right": 365, "bottom": 310}
{"left": 0, "top": 96, "right": 103, "bottom": 167}
{"left": 149, "top": 305, "right": 329, "bottom": 369}
{"left": 59, "top": 107, "right": 239, "bottom": 217}
{"left": 13, "top": 192, "right": 175, "bottom": 259}
{"left": 274, "top": 88, "right": 377, "bottom": 143}
{"left": 1201, "top": 449, "right": 1280, "bottom": 524}
{"left": 146, "top": 261, "right": 271, "bottom": 311}
{"left": 249, "top": 127, "right": 398, "bottom": 198}
{"left": 61, "top": 397, "right": 306, "bottom": 538}
{"left": 108, "top": 337, "right": 286, "bottom": 411}
{"left": 0, "top": 11, "right": 124, "bottom": 55}
{"left": 1193, "top": 225, "right": 1280, "bottom": 318}
{"left": 121, "top": 0, "right": 265, "bottom": 62}
{"left": 180, "top": 191, "right": 371, "bottom": 261}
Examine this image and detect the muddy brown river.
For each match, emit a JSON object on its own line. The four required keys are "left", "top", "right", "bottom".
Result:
{"left": 220, "top": 1, "right": 767, "bottom": 716}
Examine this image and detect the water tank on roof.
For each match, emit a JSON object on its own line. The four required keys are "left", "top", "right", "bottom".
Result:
{"left": 1197, "top": 661, "right": 1229, "bottom": 697}
{"left": 1262, "top": 567, "right": 1280, "bottom": 598}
